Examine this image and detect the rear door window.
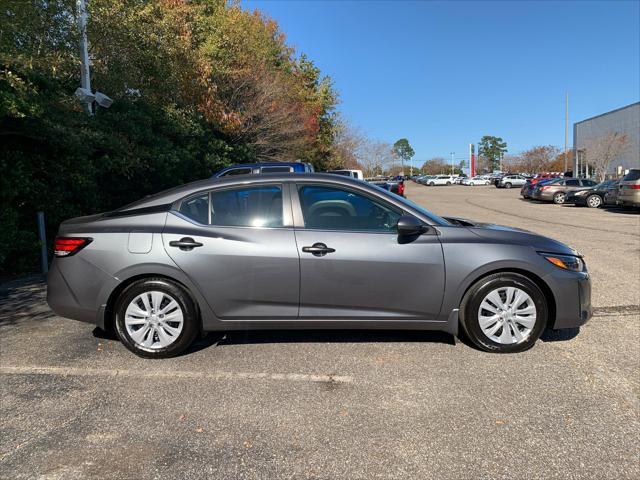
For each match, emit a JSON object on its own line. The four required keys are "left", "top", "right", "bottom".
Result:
{"left": 566, "top": 179, "right": 580, "bottom": 186}
{"left": 211, "top": 185, "right": 283, "bottom": 228}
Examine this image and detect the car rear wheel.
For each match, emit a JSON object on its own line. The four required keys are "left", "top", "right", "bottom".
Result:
{"left": 586, "top": 194, "right": 602, "bottom": 208}
{"left": 460, "top": 273, "right": 547, "bottom": 353}
{"left": 504, "top": 182, "right": 512, "bottom": 189}
{"left": 446, "top": 181, "right": 451, "bottom": 186}
{"left": 115, "top": 278, "right": 199, "bottom": 358}
{"left": 553, "top": 192, "right": 566, "bottom": 204}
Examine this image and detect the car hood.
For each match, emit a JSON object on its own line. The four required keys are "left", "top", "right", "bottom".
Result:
{"left": 442, "top": 216, "right": 579, "bottom": 255}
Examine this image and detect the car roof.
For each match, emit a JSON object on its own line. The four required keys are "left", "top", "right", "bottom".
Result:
{"left": 115, "top": 173, "right": 374, "bottom": 212}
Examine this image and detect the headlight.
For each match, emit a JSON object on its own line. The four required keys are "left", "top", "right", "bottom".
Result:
{"left": 540, "top": 253, "right": 585, "bottom": 272}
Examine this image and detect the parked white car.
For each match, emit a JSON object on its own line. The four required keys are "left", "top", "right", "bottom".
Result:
{"left": 426, "top": 175, "right": 456, "bottom": 186}
{"left": 328, "top": 169, "right": 364, "bottom": 180}
{"left": 462, "top": 176, "right": 491, "bottom": 186}
{"left": 498, "top": 175, "right": 528, "bottom": 189}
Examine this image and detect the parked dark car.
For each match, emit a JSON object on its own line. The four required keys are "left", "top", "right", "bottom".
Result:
{"left": 47, "top": 173, "right": 591, "bottom": 358}
{"left": 212, "top": 162, "right": 314, "bottom": 178}
{"left": 521, "top": 178, "right": 555, "bottom": 199}
{"left": 368, "top": 176, "right": 405, "bottom": 196}
{"left": 565, "top": 180, "right": 619, "bottom": 208}
{"left": 532, "top": 178, "right": 598, "bottom": 204}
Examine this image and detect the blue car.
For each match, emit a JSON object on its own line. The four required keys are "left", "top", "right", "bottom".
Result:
{"left": 212, "top": 162, "right": 315, "bottom": 178}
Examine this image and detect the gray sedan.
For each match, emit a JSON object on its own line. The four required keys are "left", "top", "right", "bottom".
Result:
{"left": 47, "top": 174, "right": 591, "bottom": 358}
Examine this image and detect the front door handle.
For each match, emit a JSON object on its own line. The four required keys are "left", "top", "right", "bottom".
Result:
{"left": 302, "top": 242, "right": 335, "bottom": 257}
{"left": 169, "top": 237, "right": 203, "bottom": 251}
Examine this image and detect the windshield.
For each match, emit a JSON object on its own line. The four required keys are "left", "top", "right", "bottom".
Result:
{"left": 368, "top": 183, "right": 451, "bottom": 225}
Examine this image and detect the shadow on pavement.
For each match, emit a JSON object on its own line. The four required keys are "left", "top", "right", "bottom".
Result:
{"left": 540, "top": 327, "right": 580, "bottom": 342}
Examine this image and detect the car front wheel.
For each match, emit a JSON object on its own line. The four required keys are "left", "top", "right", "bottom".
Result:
{"left": 504, "top": 182, "right": 512, "bottom": 189}
{"left": 460, "top": 273, "right": 548, "bottom": 353}
{"left": 586, "top": 194, "right": 602, "bottom": 208}
{"left": 429, "top": 182, "right": 435, "bottom": 186}
{"left": 115, "top": 278, "right": 200, "bottom": 358}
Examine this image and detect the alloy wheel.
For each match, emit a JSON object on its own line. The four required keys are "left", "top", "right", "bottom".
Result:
{"left": 477, "top": 287, "right": 537, "bottom": 344}
{"left": 124, "top": 291, "right": 184, "bottom": 349}
{"left": 554, "top": 192, "right": 566, "bottom": 204}
{"left": 587, "top": 195, "right": 602, "bottom": 208}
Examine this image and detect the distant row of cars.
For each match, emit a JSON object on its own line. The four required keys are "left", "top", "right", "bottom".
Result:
{"left": 412, "top": 174, "right": 491, "bottom": 186}
{"left": 520, "top": 169, "right": 640, "bottom": 208}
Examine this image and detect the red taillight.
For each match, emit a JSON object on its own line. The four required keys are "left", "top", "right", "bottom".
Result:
{"left": 540, "top": 186, "right": 551, "bottom": 190}
{"left": 398, "top": 182, "right": 405, "bottom": 196}
{"left": 53, "top": 237, "right": 92, "bottom": 257}
{"left": 629, "top": 185, "right": 640, "bottom": 190}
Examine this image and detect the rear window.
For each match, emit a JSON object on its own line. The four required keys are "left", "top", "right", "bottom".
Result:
{"left": 328, "top": 171, "right": 352, "bottom": 177}
{"left": 623, "top": 169, "right": 640, "bottom": 181}
{"left": 261, "top": 166, "right": 293, "bottom": 173}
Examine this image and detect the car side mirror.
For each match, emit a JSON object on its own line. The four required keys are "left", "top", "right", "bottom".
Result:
{"left": 397, "top": 215, "right": 427, "bottom": 236}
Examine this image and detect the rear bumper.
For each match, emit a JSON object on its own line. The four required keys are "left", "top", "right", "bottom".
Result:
{"left": 46, "top": 258, "right": 117, "bottom": 328}
{"left": 46, "top": 262, "right": 98, "bottom": 325}
{"left": 617, "top": 189, "right": 640, "bottom": 207}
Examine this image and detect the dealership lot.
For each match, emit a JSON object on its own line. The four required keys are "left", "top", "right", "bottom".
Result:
{"left": 1, "top": 184, "right": 638, "bottom": 479}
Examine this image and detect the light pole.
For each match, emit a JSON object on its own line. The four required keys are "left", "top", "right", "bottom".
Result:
{"left": 77, "top": 0, "right": 92, "bottom": 115}
{"left": 450, "top": 152, "right": 455, "bottom": 175}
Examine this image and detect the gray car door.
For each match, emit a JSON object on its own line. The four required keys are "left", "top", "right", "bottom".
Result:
{"left": 292, "top": 183, "right": 445, "bottom": 319}
{"left": 163, "top": 184, "right": 300, "bottom": 319}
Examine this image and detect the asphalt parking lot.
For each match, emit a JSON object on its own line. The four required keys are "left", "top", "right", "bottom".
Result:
{"left": 1, "top": 183, "right": 638, "bottom": 480}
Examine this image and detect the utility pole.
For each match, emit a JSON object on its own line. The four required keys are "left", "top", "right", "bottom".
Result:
{"left": 564, "top": 92, "right": 569, "bottom": 173}
{"left": 450, "top": 152, "right": 455, "bottom": 175}
{"left": 77, "top": 0, "right": 92, "bottom": 115}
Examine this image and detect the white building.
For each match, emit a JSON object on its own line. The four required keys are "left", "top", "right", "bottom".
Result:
{"left": 573, "top": 102, "right": 639, "bottom": 177}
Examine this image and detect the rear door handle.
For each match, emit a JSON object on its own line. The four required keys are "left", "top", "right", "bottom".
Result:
{"left": 302, "top": 242, "right": 335, "bottom": 257}
{"left": 169, "top": 237, "right": 203, "bottom": 251}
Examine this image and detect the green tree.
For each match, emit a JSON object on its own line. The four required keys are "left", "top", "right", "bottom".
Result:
{"left": 478, "top": 136, "right": 507, "bottom": 172}
{"left": 392, "top": 138, "right": 415, "bottom": 175}
{"left": 0, "top": 0, "right": 340, "bottom": 275}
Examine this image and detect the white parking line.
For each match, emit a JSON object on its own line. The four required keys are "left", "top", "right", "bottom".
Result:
{"left": 0, "top": 365, "right": 352, "bottom": 384}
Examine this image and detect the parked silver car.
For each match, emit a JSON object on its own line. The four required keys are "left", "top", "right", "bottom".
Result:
{"left": 498, "top": 175, "right": 527, "bottom": 189}
{"left": 47, "top": 174, "right": 591, "bottom": 358}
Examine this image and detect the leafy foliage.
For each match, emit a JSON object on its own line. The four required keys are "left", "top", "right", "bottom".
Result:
{"left": 0, "top": 0, "right": 338, "bottom": 275}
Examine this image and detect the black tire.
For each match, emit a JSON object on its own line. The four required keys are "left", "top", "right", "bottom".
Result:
{"left": 114, "top": 277, "right": 200, "bottom": 358}
{"left": 446, "top": 181, "right": 451, "bottom": 186}
{"left": 504, "top": 182, "right": 512, "bottom": 189}
{"left": 553, "top": 192, "right": 566, "bottom": 204}
{"left": 429, "top": 182, "right": 435, "bottom": 186}
{"left": 459, "top": 273, "right": 548, "bottom": 353}
{"left": 586, "top": 194, "right": 602, "bottom": 208}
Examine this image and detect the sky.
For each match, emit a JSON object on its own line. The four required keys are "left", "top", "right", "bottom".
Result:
{"left": 242, "top": 0, "right": 640, "bottom": 167}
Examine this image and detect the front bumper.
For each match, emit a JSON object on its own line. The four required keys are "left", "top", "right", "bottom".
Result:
{"left": 544, "top": 270, "right": 592, "bottom": 329}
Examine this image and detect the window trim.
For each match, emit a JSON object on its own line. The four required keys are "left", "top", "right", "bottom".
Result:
{"left": 291, "top": 182, "right": 404, "bottom": 234}
{"left": 218, "top": 167, "right": 253, "bottom": 177}
{"left": 174, "top": 183, "right": 292, "bottom": 229}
